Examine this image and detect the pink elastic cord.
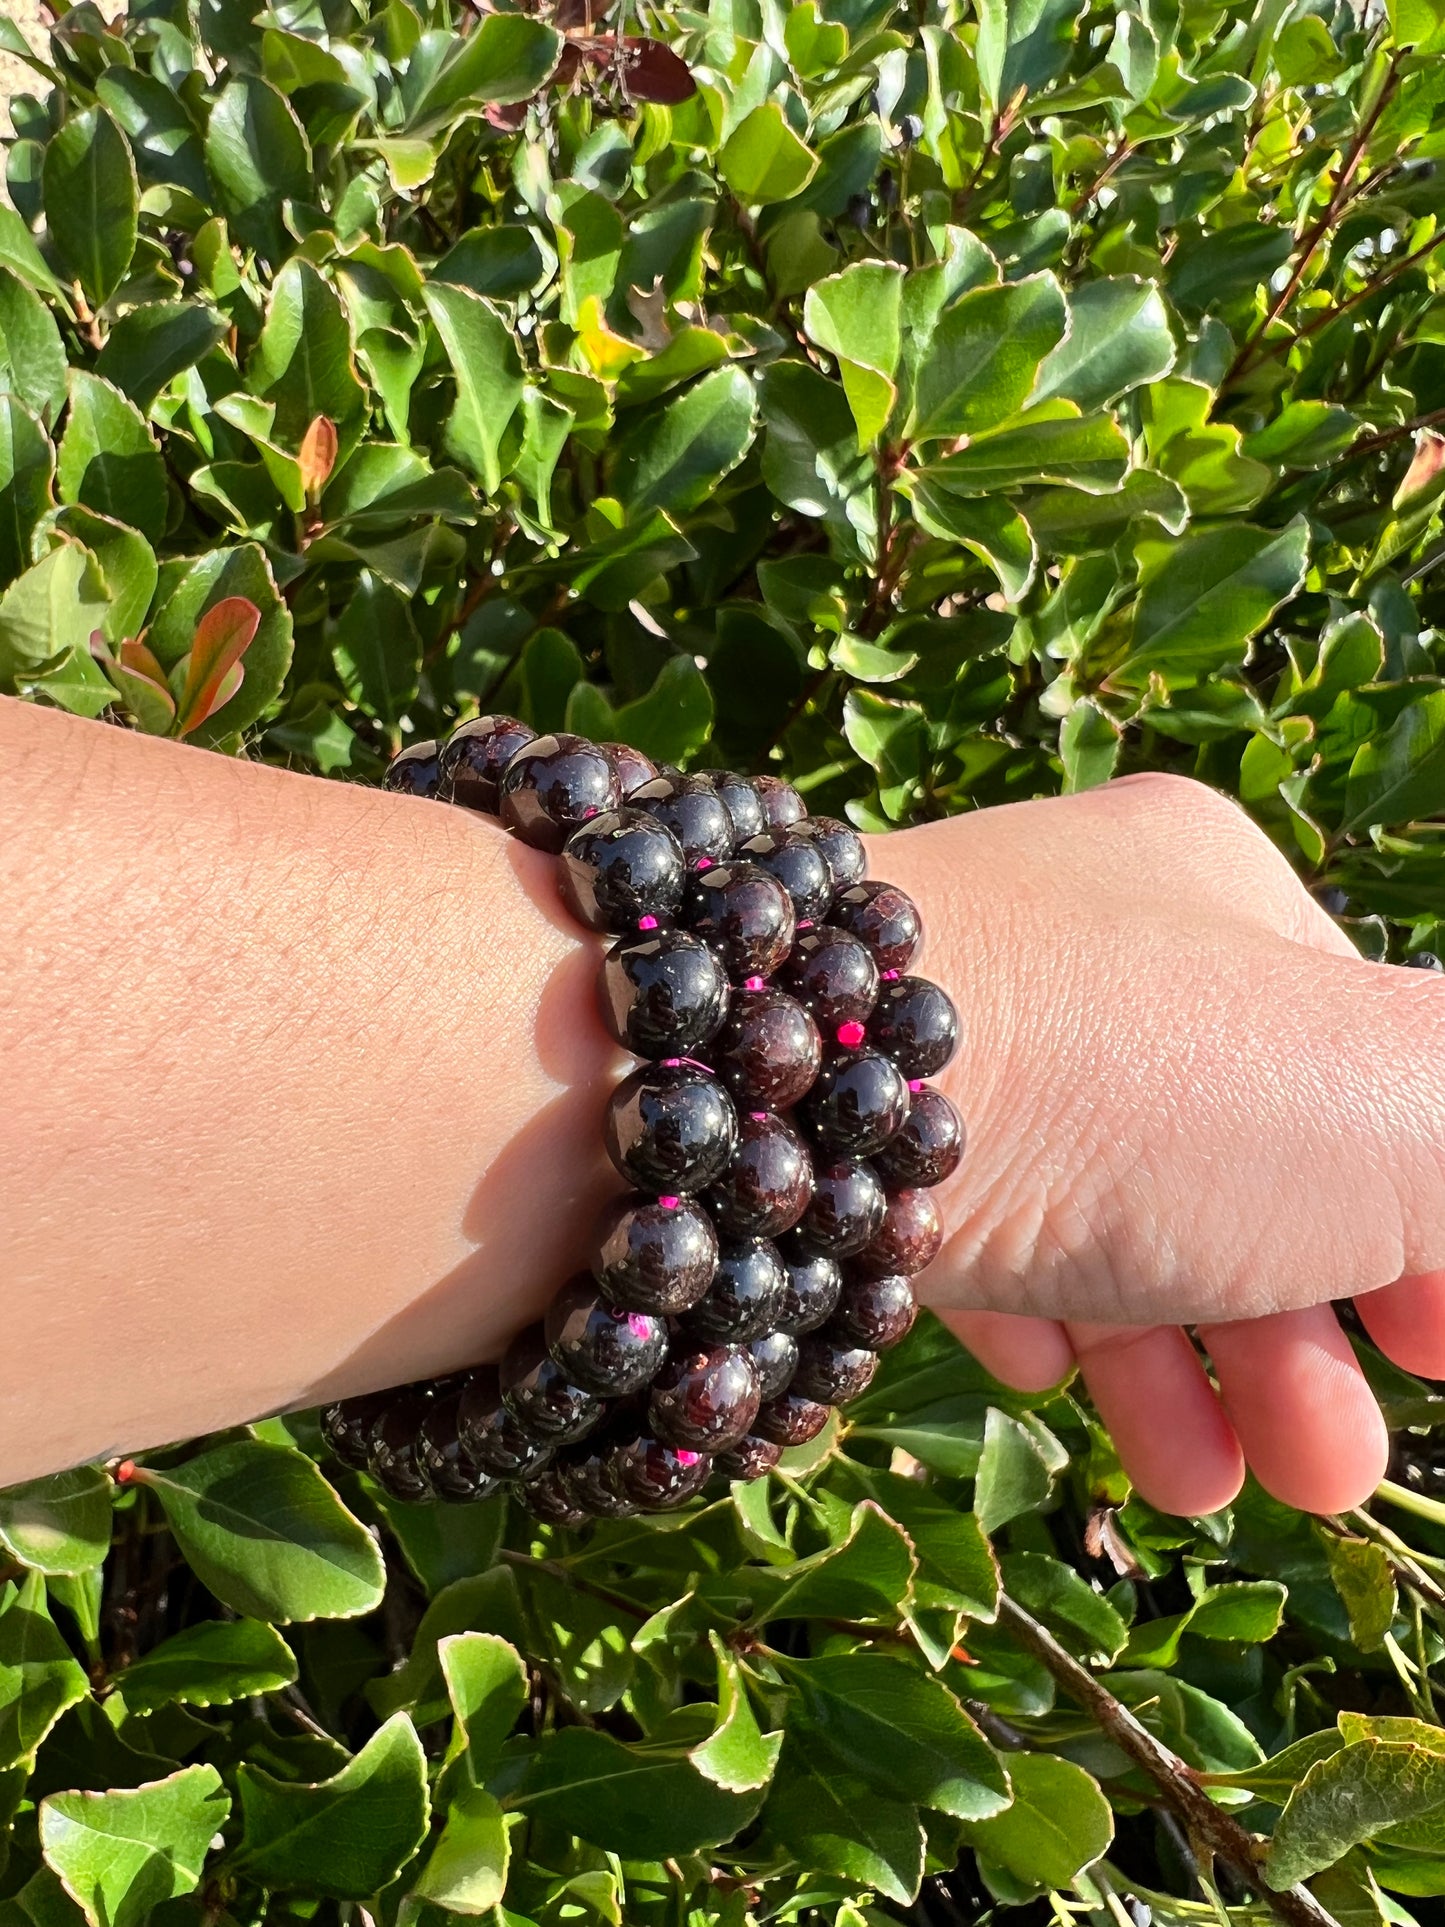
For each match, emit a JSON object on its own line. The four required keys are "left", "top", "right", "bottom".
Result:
{"left": 836, "top": 1020, "right": 865, "bottom": 1049}
{"left": 637, "top": 915, "right": 659, "bottom": 931}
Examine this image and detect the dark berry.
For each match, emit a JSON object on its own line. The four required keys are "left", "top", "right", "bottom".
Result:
{"left": 558, "top": 1442, "right": 636, "bottom": 1518}
{"left": 439, "top": 715, "right": 536, "bottom": 812}
{"left": 602, "top": 742, "right": 659, "bottom": 798}
{"left": 868, "top": 975, "right": 959, "bottom": 1078}
{"left": 559, "top": 810, "right": 686, "bottom": 933}
{"left": 715, "top": 1434, "right": 782, "bottom": 1480}
{"left": 781, "top": 925, "right": 880, "bottom": 1032}
{"left": 685, "top": 861, "right": 795, "bottom": 979}
{"left": 600, "top": 931, "right": 729, "bottom": 1059}
{"left": 705, "top": 1111, "right": 813, "bottom": 1241}
{"left": 793, "top": 1334, "right": 878, "bottom": 1405}
{"left": 776, "top": 1242, "right": 843, "bottom": 1334}
{"left": 792, "top": 815, "right": 867, "bottom": 891}
{"left": 795, "top": 1156, "right": 886, "bottom": 1256}
{"left": 367, "top": 1390, "right": 433, "bottom": 1501}
{"left": 629, "top": 772, "right": 735, "bottom": 868}
{"left": 833, "top": 1272, "right": 917, "bottom": 1349}
{"left": 499, "top": 733, "right": 620, "bottom": 852}
{"left": 700, "top": 768, "right": 767, "bottom": 842}
{"left": 321, "top": 1391, "right": 394, "bottom": 1470}
{"left": 606, "top": 1434, "right": 713, "bottom": 1509}
{"left": 604, "top": 1062, "right": 739, "bottom": 1193}
{"left": 708, "top": 985, "right": 822, "bottom": 1111}
{"left": 419, "top": 1389, "right": 499, "bottom": 1503}
{"left": 753, "top": 773, "right": 806, "bottom": 830}
{"left": 738, "top": 829, "right": 834, "bottom": 924}
{"left": 591, "top": 1193, "right": 718, "bottom": 1315}
{"left": 754, "top": 1391, "right": 830, "bottom": 1447}
{"left": 855, "top": 1187, "right": 944, "bottom": 1277}
{"left": 685, "top": 1238, "right": 787, "bottom": 1341}
{"left": 383, "top": 739, "right": 442, "bottom": 798}
{"left": 801, "top": 1050, "right": 909, "bottom": 1157}
{"left": 746, "top": 1328, "right": 799, "bottom": 1400}
{"left": 500, "top": 1325, "right": 602, "bottom": 1440}
{"left": 518, "top": 1463, "right": 589, "bottom": 1527}
{"left": 649, "top": 1342, "right": 761, "bottom": 1450}
{"left": 458, "top": 1370, "right": 555, "bottom": 1478}
{"left": 545, "top": 1274, "right": 670, "bottom": 1395}
{"left": 874, "top": 1085, "right": 965, "bottom": 1190}
{"left": 831, "top": 880, "right": 923, "bottom": 974}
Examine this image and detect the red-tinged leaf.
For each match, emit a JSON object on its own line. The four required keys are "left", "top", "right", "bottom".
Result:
{"left": 119, "top": 636, "right": 168, "bottom": 689}
{"left": 624, "top": 39, "right": 696, "bottom": 102}
{"left": 175, "top": 595, "right": 261, "bottom": 736}
{"left": 298, "top": 415, "right": 338, "bottom": 499}
{"left": 556, "top": 0, "right": 612, "bottom": 27}
{"left": 1395, "top": 429, "right": 1445, "bottom": 510}
{"left": 485, "top": 98, "right": 532, "bottom": 131}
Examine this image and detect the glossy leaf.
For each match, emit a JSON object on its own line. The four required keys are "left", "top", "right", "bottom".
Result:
{"left": 0, "top": 1573, "right": 89, "bottom": 1770}
{"left": 204, "top": 77, "right": 312, "bottom": 264}
{"left": 762, "top": 1736, "right": 924, "bottom": 1905}
{"left": 612, "top": 364, "right": 757, "bottom": 517}
{"left": 719, "top": 103, "right": 819, "bottom": 205}
{"left": 94, "top": 303, "right": 228, "bottom": 413}
{"left": 438, "top": 1632, "right": 527, "bottom": 1784}
{"left": 961, "top": 1750, "right": 1113, "bottom": 1890}
{"left": 0, "top": 1469, "right": 111, "bottom": 1578}
{"left": 116, "top": 1619, "right": 297, "bottom": 1713}
{"left": 906, "top": 276, "right": 1068, "bottom": 442}
{"left": 0, "top": 395, "right": 55, "bottom": 588}
{"left": 0, "top": 266, "right": 66, "bottom": 426}
{"left": 56, "top": 372, "right": 167, "bottom": 545}
{"left": 41, "top": 108, "right": 138, "bottom": 307}
{"left": 512, "top": 1727, "right": 765, "bottom": 1857}
{"left": 422, "top": 283, "right": 525, "bottom": 496}
{"left": 39, "top": 1766, "right": 230, "bottom": 1927}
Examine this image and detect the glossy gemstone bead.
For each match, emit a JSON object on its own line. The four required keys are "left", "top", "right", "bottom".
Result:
{"left": 705, "top": 1111, "right": 813, "bottom": 1240}
{"left": 792, "top": 815, "right": 867, "bottom": 891}
{"left": 754, "top": 1391, "right": 831, "bottom": 1447}
{"left": 684, "top": 861, "right": 796, "bottom": 979}
{"left": 500, "top": 1325, "right": 602, "bottom": 1440}
{"left": 745, "top": 1328, "right": 799, "bottom": 1400}
{"left": 458, "top": 1372, "right": 555, "bottom": 1479}
{"left": 558, "top": 1442, "right": 636, "bottom": 1518}
{"left": 874, "top": 1085, "right": 966, "bottom": 1190}
{"left": 700, "top": 768, "right": 767, "bottom": 842}
{"left": 439, "top": 715, "right": 536, "bottom": 813}
{"left": 832, "top": 1272, "right": 918, "bottom": 1350}
{"left": 605, "top": 1435, "right": 713, "bottom": 1510}
{"left": 868, "top": 976, "right": 960, "bottom": 1078}
{"left": 321, "top": 1391, "right": 394, "bottom": 1470}
{"left": 603, "top": 742, "right": 659, "bottom": 798}
{"left": 518, "top": 1463, "right": 589, "bottom": 1527}
{"left": 605, "top": 1062, "right": 739, "bottom": 1193}
{"left": 559, "top": 810, "right": 686, "bottom": 933}
{"left": 499, "top": 732, "right": 620, "bottom": 852}
{"left": 801, "top": 1051, "right": 909, "bottom": 1158}
{"left": 830, "top": 880, "right": 923, "bottom": 975}
{"left": 776, "top": 1242, "right": 843, "bottom": 1334}
{"left": 795, "top": 1156, "right": 887, "bottom": 1256}
{"left": 684, "top": 1238, "right": 787, "bottom": 1342}
{"left": 600, "top": 932, "right": 730, "bottom": 1059}
{"left": 419, "top": 1389, "right": 499, "bottom": 1504}
{"left": 629, "top": 772, "right": 735, "bottom": 868}
{"left": 781, "top": 926, "right": 880, "bottom": 1031}
{"left": 383, "top": 739, "right": 442, "bottom": 799}
{"left": 715, "top": 1434, "right": 782, "bottom": 1481}
{"left": 544, "top": 1274, "right": 670, "bottom": 1395}
{"left": 792, "top": 1335, "right": 878, "bottom": 1405}
{"left": 367, "top": 1389, "right": 433, "bottom": 1501}
{"left": 753, "top": 773, "right": 806, "bottom": 830}
{"left": 737, "top": 829, "right": 834, "bottom": 924}
{"left": 855, "top": 1187, "right": 945, "bottom": 1277}
{"left": 591, "top": 1193, "right": 718, "bottom": 1315}
{"left": 648, "top": 1342, "right": 761, "bottom": 1450}
{"left": 708, "top": 986, "right": 822, "bottom": 1111}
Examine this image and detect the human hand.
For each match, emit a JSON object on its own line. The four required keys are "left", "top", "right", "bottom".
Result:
{"left": 880, "top": 773, "right": 1445, "bottom": 1519}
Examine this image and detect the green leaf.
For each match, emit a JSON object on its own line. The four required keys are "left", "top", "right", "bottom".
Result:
{"left": 904, "top": 484, "right": 1037, "bottom": 600}
{"left": 1189, "top": 1579, "right": 1287, "bottom": 1642}
{"left": 803, "top": 263, "right": 905, "bottom": 450}
{"left": 439, "top": 1633, "right": 527, "bottom": 1784}
{"left": 204, "top": 77, "right": 312, "bottom": 264}
{"left": 94, "top": 70, "right": 209, "bottom": 202}
{"left": 116, "top": 1620, "right": 298, "bottom": 1713}
{"left": 0, "top": 1573, "right": 89, "bottom": 1770}
{"left": 1122, "top": 518, "right": 1310, "bottom": 680}
{"left": 370, "top": 1570, "right": 526, "bottom": 1726}
{"left": 57, "top": 372, "right": 167, "bottom": 544}
{"left": 403, "top": 16, "right": 561, "bottom": 133}
{"left": 41, "top": 108, "right": 138, "bottom": 308}
{"left": 523, "top": 626, "right": 586, "bottom": 735}
{"left": 0, "top": 266, "right": 66, "bottom": 426}
{"left": 691, "top": 1635, "right": 782, "bottom": 1794}
{"left": 906, "top": 274, "right": 1067, "bottom": 442}
{"left": 130, "top": 1439, "right": 384, "bottom": 1624}
{"left": 762, "top": 1735, "right": 924, "bottom": 1905}
{"left": 329, "top": 572, "right": 420, "bottom": 728}
{"left": 974, "top": 1408, "right": 1063, "bottom": 1534}
{"left": 0, "top": 396, "right": 55, "bottom": 589}
{"left": 1000, "top": 1553, "right": 1129, "bottom": 1664}
{"left": 250, "top": 260, "right": 365, "bottom": 452}
{"left": 920, "top": 412, "right": 1131, "bottom": 494}
{"left": 719, "top": 103, "right": 819, "bottom": 205}
{"left": 834, "top": 1462, "right": 1000, "bottom": 1621}
{"left": 94, "top": 303, "right": 229, "bottom": 413}
{"left": 976, "top": 0, "right": 1087, "bottom": 115}
{"left": 606, "top": 652, "right": 715, "bottom": 764}
{"left": 1344, "top": 690, "right": 1445, "bottom": 832}
{"left": 145, "top": 544, "right": 294, "bottom": 746}
{"left": 410, "top": 1785, "right": 509, "bottom": 1915}
{"left": 0, "top": 1470, "right": 110, "bottom": 1578}
{"left": 0, "top": 538, "right": 111, "bottom": 688}
{"left": 1320, "top": 1534, "right": 1397, "bottom": 1654}
{"left": 422, "top": 283, "right": 525, "bottom": 497}
{"left": 961, "top": 1750, "right": 1113, "bottom": 1891}
{"left": 612, "top": 365, "right": 757, "bottom": 517}
{"left": 1033, "top": 278, "right": 1176, "bottom": 411}
{"left": 1059, "top": 696, "right": 1121, "bottom": 791}
{"left": 512, "top": 1727, "right": 765, "bottom": 1857}
{"left": 1267, "top": 1740, "right": 1445, "bottom": 1888}
{"left": 39, "top": 1767, "right": 230, "bottom": 1927}
{"left": 235, "top": 1712, "right": 430, "bottom": 1899}
{"left": 843, "top": 687, "right": 927, "bottom": 819}
{"left": 745, "top": 1501, "right": 917, "bottom": 1624}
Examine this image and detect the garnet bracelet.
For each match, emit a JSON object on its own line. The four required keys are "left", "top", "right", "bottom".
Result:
{"left": 319, "top": 724, "right": 964, "bottom": 1527}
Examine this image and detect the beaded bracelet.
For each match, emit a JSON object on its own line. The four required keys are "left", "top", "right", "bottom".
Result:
{"left": 319, "top": 723, "right": 965, "bottom": 1528}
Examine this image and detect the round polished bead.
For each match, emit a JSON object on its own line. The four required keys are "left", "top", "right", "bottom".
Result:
{"left": 685, "top": 862, "right": 796, "bottom": 979}
{"left": 605, "top": 1435, "right": 713, "bottom": 1510}
{"left": 700, "top": 768, "right": 767, "bottom": 842}
{"left": 439, "top": 715, "right": 536, "bottom": 812}
{"left": 600, "top": 931, "right": 730, "bottom": 1059}
{"left": 499, "top": 733, "right": 620, "bottom": 852}
{"left": 831, "top": 880, "right": 923, "bottom": 975}
{"left": 753, "top": 773, "right": 806, "bottom": 830}
{"left": 558, "top": 1442, "right": 636, "bottom": 1519}
{"left": 499, "top": 1325, "right": 602, "bottom": 1440}
{"left": 801, "top": 1050, "right": 909, "bottom": 1158}
{"left": 737, "top": 829, "right": 834, "bottom": 924}
{"left": 792, "top": 815, "right": 866, "bottom": 891}
{"left": 604, "top": 1062, "right": 739, "bottom": 1193}
{"left": 780, "top": 926, "right": 880, "bottom": 1031}
{"left": 559, "top": 810, "right": 686, "bottom": 933}
{"left": 383, "top": 739, "right": 442, "bottom": 799}
{"left": 419, "top": 1389, "right": 499, "bottom": 1504}
{"left": 874, "top": 1085, "right": 966, "bottom": 1190}
{"left": 776, "top": 1242, "right": 843, "bottom": 1335}
{"left": 544, "top": 1274, "right": 670, "bottom": 1396}
{"left": 715, "top": 1434, "right": 782, "bottom": 1481}
{"left": 832, "top": 1272, "right": 918, "bottom": 1350}
{"left": 754, "top": 1391, "right": 830, "bottom": 1447}
{"left": 367, "top": 1389, "right": 433, "bottom": 1501}
{"left": 795, "top": 1156, "right": 887, "bottom": 1257}
{"left": 868, "top": 976, "right": 960, "bottom": 1079}
{"left": 602, "top": 742, "right": 659, "bottom": 798}
{"left": 705, "top": 1111, "right": 813, "bottom": 1241}
{"left": 792, "top": 1335, "right": 878, "bottom": 1405}
{"left": 457, "top": 1369, "right": 554, "bottom": 1478}
{"left": 629, "top": 772, "right": 735, "bottom": 868}
{"left": 322, "top": 1391, "right": 394, "bottom": 1470}
{"left": 648, "top": 1342, "right": 761, "bottom": 1450}
{"left": 591, "top": 1193, "right": 718, "bottom": 1315}
{"left": 518, "top": 1463, "right": 589, "bottom": 1527}
{"left": 685, "top": 1238, "right": 787, "bottom": 1342}
{"left": 707, "top": 985, "right": 822, "bottom": 1112}
{"left": 745, "top": 1328, "right": 800, "bottom": 1400}
{"left": 855, "top": 1187, "right": 945, "bottom": 1277}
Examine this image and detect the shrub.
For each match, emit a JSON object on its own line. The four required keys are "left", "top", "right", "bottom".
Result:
{"left": 3, "top": 0, "right": 1445, "bottom": 1922}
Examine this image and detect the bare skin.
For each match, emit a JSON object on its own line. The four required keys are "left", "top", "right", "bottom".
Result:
{"left": 2, "top": 697, "right": 1442, "bottom": 1515}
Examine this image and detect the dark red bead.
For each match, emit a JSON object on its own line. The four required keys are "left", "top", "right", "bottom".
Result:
{"left": 591, "top": 1194, "right": 718, "bottom": 1315}
{"left": 438, "top": 715, "right": 535, "bottom": 812}
{"left": 792, "top": 816, "right": 866, "bottom": 890}
{"left": 801, "top": 1050, "right": 909, "bottom": 1158}
{"left": 754, "top": 1391, "right": 830, "bottom": 1447}
{"left": 781, "top": 925, "right": 880, "bottom": 1031}
{"left": 544, "top": 1274, "right": 670, "bottom": 1396}
{"left": 753, "top": 774, "right": 806, "bottom": 830}
{"left": 706, "top": 1111, "right": 813, "bottom": 1240}
{"left": 605, "top": 1435, "right": 713, "bottom": 1509}
{"left": 792, "top": 1335, "right": 878, "bottom": 1405}
{"left": 367, "top": 1389, "right": 434, "bottom": 1501}
{"left": 707, "top": 985, "right": 822, "bottom": 1111}
{"left": 874, "top": 1085, "right": 965, "bottom": 1190}
{"left": 629, "top": 772, "right": 735, "bottom": 868}
{"left": 795, "top": 1156, "right": 886, "bottom": 1257}
{"left": 776, "top": 1242, "right": 843, "bottom": 1334}
{"left": 499, "top": 733, "right": 620, "bottom": 852}
{"left": 500, "top": 1325, "right": 602, "bottom": 1440}
{"left": 457, "top": 1369, "right": 555, "bottom": 1478}
{"left": 559, "top": 810, "right": 686, "bottom": 933}
{"left": 868, "top": 976, "right": 959, "bottom": 1079}
{"left": 518, "top": 1463, "right": 589, "bottom": 1527}
{"left": 558, "top": 1442, "right": 636, "bottom": 1518}
{"left": 685, "top": 1238, "right": 787, "bottom": 1342}
{"left": 419, "top": 1389, "right": 499, "bottom": 1504}
{"left": 321, "top": 1391, "right": 394, "bottom": 1470}
{"left": 383, "top": 739, "right": 442, "bottom": 798}
{"left": 648, "top": 1342, "right": 761, "bottom": 1450}
{"left": 715, "top": 1434, "right": 782, "bottom": 1480}
{"left": 745, "top": 1328, "right": 799, "bottom": 1399}
{"left": 685, "top": 861, "right": 795, "bottom": 978}
{"left": 832, "top": 1273, "right": 918, "bottom": 1349}
{"left": 602, "top": 742, "right": 659, "bottom": 798}
{"left": 600, "top": 931, "right": 730, "bottom": 1059}
{"left": 737, "top": 829, "right": 834, "bottom": 924}
{"left": 855, "top": 1188, "right": 945, "bottom": 1277}
{"left": 604, "top": 1062, "right": 738, "bottom": 1194}
{"left": 700, "top": 768, "right": 767, "bottom": 842}
{"left": 830, "top": 880, "right": 923, "bottom": 974}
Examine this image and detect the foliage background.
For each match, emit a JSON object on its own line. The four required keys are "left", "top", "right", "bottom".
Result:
{"left": 5, "top": 0, "right": 1445, "bottom": 1923}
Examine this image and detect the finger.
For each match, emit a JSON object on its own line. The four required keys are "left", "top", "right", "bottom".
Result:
{"left": 1201, "top": 1304, "right": 1389, "bottom": 1514}
{"left": 1356, "top": 1270, "right": 1445, "bottom": 1380}
{"left": 935, "top": 1308, "right": 1075, "bottom": 1393}
{"left": 1068, "top": 1322, "right": 1245, "bottom": 1518}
